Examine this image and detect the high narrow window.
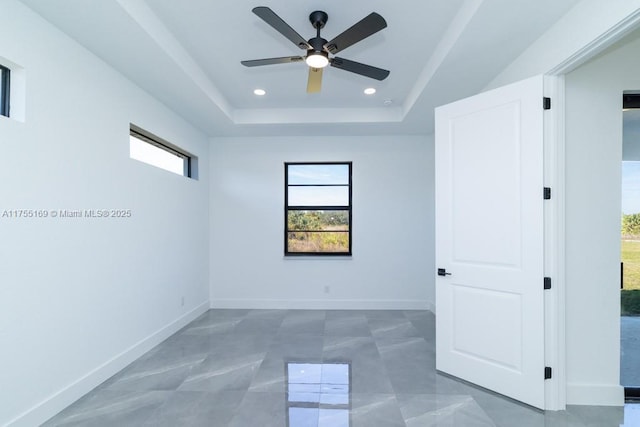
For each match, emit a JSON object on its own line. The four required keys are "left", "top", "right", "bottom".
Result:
{"left": 129, "top": 125, "right": 192, "bottom": 177}
{"left": 285, "top": 162, "right": 352, "bottom": 255}
{"left": 0, "top": 64, "right": 10, "bottom": 117}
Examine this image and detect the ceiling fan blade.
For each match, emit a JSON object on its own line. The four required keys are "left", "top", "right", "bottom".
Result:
{"left": 324, "top": 12, "right": 387, "bottom": 54}
{"left": 241, "top": 56, "right": 304, "bottom": 67}
{"left": 252, "top": 7, "right": 312, "bottom": 50}
{"left": 307, "top": 67, "right": 323, "bottom": 93}
{"left": 330, "top": 57, "right": 389, "bottom": 80}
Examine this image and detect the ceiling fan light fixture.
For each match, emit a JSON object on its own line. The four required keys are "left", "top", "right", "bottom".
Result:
{"left": 364, "top": 87, "right": 376, "bottom": 95}
{"left": 306, "top": 51, "right": 329, "bottom": 68}
{"left": 253, "top": 88, "right": 266, "bottom": 96}
{"left": 242, "top": 7, "right": 390, "bottom": 93}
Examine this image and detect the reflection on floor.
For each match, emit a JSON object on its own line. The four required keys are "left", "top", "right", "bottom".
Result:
{"left": 43, "top": 309, "right": 633, "bottom": 426}
{"left": 621, "top": 316, "right": 640, "bottom": 387}
{"left": 287, "top": 362, "right": 351, "bottom": 426}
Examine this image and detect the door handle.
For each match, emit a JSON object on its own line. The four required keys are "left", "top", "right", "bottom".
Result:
{"left": 437, "top": 268, "right": 452, "bottom": 277}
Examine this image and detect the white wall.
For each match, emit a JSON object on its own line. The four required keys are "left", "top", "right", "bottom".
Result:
{"left": 0, "top": 2, "right": 210, "bottom": 426}
{"left": 487, "top": 0, "right": 640, "bottom": 90}
{"left": 561, "top": 35, "right": 640, "bottom": 405}
{"left": 209, "top": 135, "right": 434, "bottom": 310}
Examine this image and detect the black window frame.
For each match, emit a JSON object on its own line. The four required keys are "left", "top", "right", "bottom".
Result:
{"left": 284, "top": 161, "right": 352, "bottom": 256}
{"left": 0, "top": 64, "right": 10, "bottom": 118}
{"left": 129, "top": 125, "right": 192, "bottom": 178}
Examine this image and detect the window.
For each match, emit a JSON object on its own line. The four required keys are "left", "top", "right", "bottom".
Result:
{"left": 129, "top": 125, "right": 192, "bottom": 177}
{"left": 0, "top": 58, "right": 24, "bottom": 122}
{"left": 285, "top": 162, "right": 352, "bottom": 255}
{"left": 0, "top": 64, "right": 9, "bottom": 117}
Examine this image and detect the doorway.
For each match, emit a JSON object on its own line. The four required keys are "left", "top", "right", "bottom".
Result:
{"left": 621, "top": 93, "right": 640, "bottom": 400}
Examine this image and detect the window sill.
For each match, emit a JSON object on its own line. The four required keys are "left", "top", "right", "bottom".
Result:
{"left": 283, "top": 254, "right": 353, "bottom": 260}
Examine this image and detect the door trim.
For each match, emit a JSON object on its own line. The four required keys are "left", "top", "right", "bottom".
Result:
{"left": 543, "top": 75, "right": 566, "bottom": 410}
{"left": 549, "top": 9, "right": 640, "bottom": 76}
{"left": 542, "top": 12, "right": 640, "bottom": 409}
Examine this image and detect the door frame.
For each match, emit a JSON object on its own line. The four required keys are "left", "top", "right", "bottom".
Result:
{"left": 542, "top": 75, "right": 565, "bottom": 410}
{"left": 541, "top": 13, "right": 640, "bottom": 410}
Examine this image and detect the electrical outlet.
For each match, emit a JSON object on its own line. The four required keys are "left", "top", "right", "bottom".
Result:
{"left": 324, "top": 286, "right": 330, "bottom": 294}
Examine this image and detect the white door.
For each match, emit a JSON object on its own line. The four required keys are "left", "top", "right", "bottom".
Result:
{"left": 435, "top": 75, "right": 545, "bottom": 409}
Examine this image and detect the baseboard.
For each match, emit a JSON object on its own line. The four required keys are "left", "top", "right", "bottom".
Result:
{"left": 5, "top": 302, "right": 209, "bottom": 427}
{"left": 566, "top": 382, "right": 625, "bottom": 406}
{"left": 426, "top": 301, "right": 436, "bottom": 313}
{"left": 210, "top": 298, "right": 433, "bottom": 311}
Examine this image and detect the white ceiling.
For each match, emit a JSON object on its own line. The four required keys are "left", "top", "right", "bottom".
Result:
{"left": 20, "top": 0, "right": 582, "bottom": 137}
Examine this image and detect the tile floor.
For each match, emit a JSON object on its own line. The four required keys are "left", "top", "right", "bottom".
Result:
{"left": 42, "top": 309, "right": 637, "bottom": 426}
{"left": 621, "top": 316, "right": 640, "bottom": 387}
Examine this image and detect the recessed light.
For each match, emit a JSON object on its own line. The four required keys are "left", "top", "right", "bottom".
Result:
{"left": 254, "top": 89, "right": 266, "bottom": 96}
{"left": 364, "top": 88, "right": 376, "bottom": 95}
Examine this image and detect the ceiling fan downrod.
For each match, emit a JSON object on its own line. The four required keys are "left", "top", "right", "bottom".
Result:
{"left": 306, "top": 10, "right": 329, "bottom": 67}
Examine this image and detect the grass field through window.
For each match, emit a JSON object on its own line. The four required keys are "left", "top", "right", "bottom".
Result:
{"left": 287, "top": 210, "right": 349, "bottom": 253}
{"left": 622, "top": 240, "right": 640, "bottom": 291}
{"left": 622, "top": 239, "right": 640, "bottom": 315}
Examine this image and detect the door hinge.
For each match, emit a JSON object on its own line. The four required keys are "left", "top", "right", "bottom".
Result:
{"left": 544, "top": 277, "right": 551, "bottom": 290}
{"left": 545, "top": 366, "right": 552, "bottom": 380}
{"left": 543, "top": 187, "right": 551, "bottom": 200}
{"left": 543, "top": 97, "right": 551, "bottom": 110}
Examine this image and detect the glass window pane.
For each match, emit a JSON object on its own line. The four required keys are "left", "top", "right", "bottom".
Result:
{"left": 288, "top": 186, "right": 349, "bottom": 206}
{"left": 622, "top": 161, "right": 640, "bottom": 215}
{"left": 288, "top": 210, "right": 349, "bottom": 231}
{"left": 130, "top": 134, "right": 185, "bottom": 176}
{"left": 0, "top": 67, "right": 6, "bottom": 117}
{"left": 287, "top": 231, "right": 349, "bottom": 253}
{"left": 288, "top": 164, "right": 349, "bottom": 185}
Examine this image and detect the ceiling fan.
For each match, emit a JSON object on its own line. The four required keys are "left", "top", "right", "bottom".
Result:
{"left": 241, "top": 7, "right": 389, "bottom": 93}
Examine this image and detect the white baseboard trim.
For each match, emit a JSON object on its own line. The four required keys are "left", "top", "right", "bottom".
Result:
{"left": 566, "top": 383, "right": 625, "bottom": 406}
{"left": 210, "top": 298, "right": 433, "bottom": 311}
{"left": 5, "top": 302, "right": 209, "bottom": 427}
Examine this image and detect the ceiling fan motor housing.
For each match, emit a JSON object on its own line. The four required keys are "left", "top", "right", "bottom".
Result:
{"left": 308, "top": 36, "right": 327, "bottom": 53}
